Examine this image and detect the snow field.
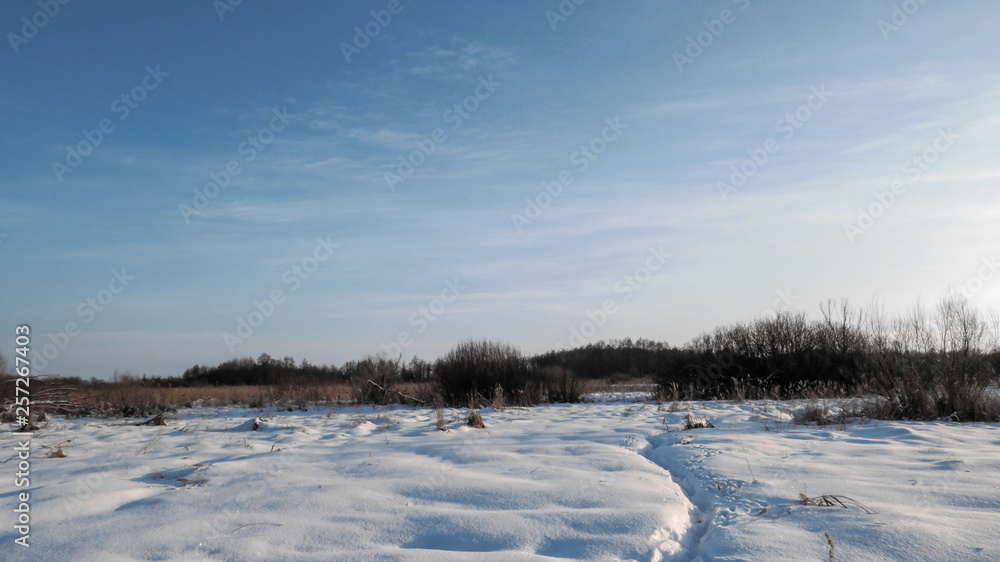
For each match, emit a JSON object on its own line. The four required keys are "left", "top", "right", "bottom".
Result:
{"left": 1, "top": 399, "right": 998, "bottom": 561}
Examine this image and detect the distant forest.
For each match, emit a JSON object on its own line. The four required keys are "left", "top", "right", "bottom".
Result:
{"left": 109, "top": 296, "right": 1000, "bottom": 404}
{"left": 5, "top": 296, "right": 1000, "bottom": 421}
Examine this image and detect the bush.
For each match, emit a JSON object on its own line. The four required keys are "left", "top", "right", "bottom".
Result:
{"left": 539, "top": 365, "right": 580, "bottom": 403}
{"left": 434, "top": 340, "right": 537, "bottom": 406}
{"left": 857, "top": 350, "right": 1000, "bottom": 421}
{"left": 348, "top": 355, "right": 402, "bottom": 405}
{"left": 467, "top": 409, "right": 485, "bottom": 428}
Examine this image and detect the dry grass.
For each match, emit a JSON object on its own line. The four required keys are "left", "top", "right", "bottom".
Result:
{"left": 794, "top": 403, "right": 833, "bottom": 426}
{"left": 852, "top": 363, "right": 1000, "bottom": 422}
{"left": 491, "top": 384, "right": 506, "bottom": 410}
{"left": 435, "top": 409, "right": 450, "bottom": 432}
{"left": 682, "top": 413, "right": 715, "bottom": 430}
{"left": 4, "top": 381, "right": 428, "bottom": 419}
{"left": 799, "top": 494, "right": 874, "bottom": 514}
{"left": 467, "top": 409, "right": 485, "bottom": 429}
{"left": 65, "top": 378, "right": 656, "bottom": 419}
{"left": 136, "top": 413, "right": 167, "bottom": 426}
{"left": 580, "top": 377, "right": 657, "bottom": 396}
{"left": 0, "top": 375, "right": 657, "bottom": 420}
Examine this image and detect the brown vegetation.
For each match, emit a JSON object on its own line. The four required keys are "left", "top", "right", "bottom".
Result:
{"left": 1, "top": 294, "right": 997, "bottom": 423}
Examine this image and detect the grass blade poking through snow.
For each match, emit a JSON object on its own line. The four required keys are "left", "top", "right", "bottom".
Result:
{"left": 728, "top": 422, "right": 759, "bottom": 484}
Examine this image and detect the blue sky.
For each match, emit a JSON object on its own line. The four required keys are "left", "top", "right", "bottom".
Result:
{"left": 2, "top": 0, "right": 999, "bottom": 379}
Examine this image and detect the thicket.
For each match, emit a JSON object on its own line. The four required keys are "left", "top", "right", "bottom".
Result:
{"left": 3, "top": 294, "right": 998, "bottom": 421}
{"left": 178, "top": 353, "right": 431, "bottom": 387}
{"left": 433, "top": 339, "right": 538, "bottom": 406}
{"left": 659, "top": 296, "right": 1000, "bottom": 421}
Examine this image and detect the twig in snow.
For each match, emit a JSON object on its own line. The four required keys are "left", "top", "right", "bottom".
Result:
{"left": 230, "top": 522, "right": 283, "bottom": 534}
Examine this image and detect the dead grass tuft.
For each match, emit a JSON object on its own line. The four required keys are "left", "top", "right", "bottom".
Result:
{"left": 799, "top": 494, "right": 874, "bottom": 514}
{"left": 491, "top": 385, "right": 506, "bottom": 411}
{"left": 435, "top": 409, "right": 450, "bottom": 432}
{"left": 467, "top": 409, "right": 485, "bottom": 429}
{"left": 795, "top": 403, "right": 833, "bottom": 426}
{"left": 682, "top": 413, "right": 715, "bottom": 430}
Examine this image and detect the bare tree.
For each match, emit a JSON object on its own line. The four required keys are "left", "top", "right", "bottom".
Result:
{"left": 986, "top": 309, "right": 1000, "bottom": 353}
{"left": 932, "top": 293, "right": 985, "bottom": 356}
{"left": 894, "top": 298, "right": 935, "bottom": 353}
{"left": 819, "top": 299, "right": 865, "bottom": 354}
{"left": 864, "top": 294, "right": 890, "bottom": 353}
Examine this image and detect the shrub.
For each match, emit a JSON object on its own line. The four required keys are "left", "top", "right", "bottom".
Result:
{"left": 434, "top": 340, "right": 537, "bottom": 406}
{"left": 794, "top": 403, "right": 833, "bottom": 426}
{"left": 856, "top": 350, "right": 1000, "bottom": 421}
{"left": 467, "top": 409, "right": 485, "bottom": 428}
{"left": 540, "top": 366, "right": 580, "bottom": 403}
{"left": 349, "top": 354, "right": 402, "bottom": 405}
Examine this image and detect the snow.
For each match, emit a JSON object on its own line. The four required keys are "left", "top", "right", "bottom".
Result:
{"left": 580, "top": 391, "right": 655, "bottom": 403}
{"left": 3, "top": 399, "right": 999, "bottom": 560}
